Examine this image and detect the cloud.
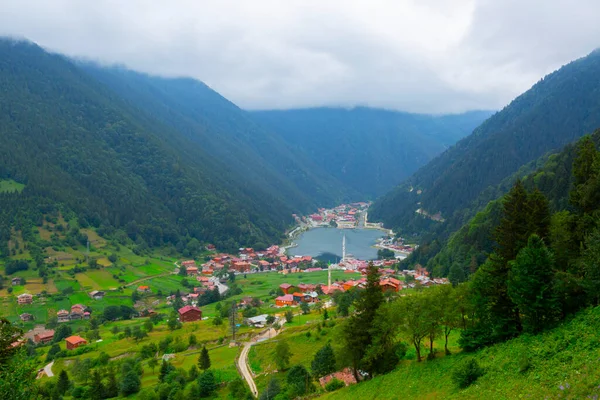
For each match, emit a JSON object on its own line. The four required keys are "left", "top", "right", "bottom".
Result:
{"left": 1, "top": 0, "right": 599, "bottom": 113}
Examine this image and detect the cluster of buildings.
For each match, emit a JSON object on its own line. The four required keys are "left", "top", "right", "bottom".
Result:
{"left": 57, "top": 304, "right": 91, "bottom": 322}
{"left": 306, "top": 202, "right": 371, "bottom": 229}
{"left": 183, "top": 246, "right": 316, "bottom": 277}
{"left": 275, "top": 283, "right": 320, "bottom": 306}
{"left": 376, "top": 236, "right": 416, "bottom": 255}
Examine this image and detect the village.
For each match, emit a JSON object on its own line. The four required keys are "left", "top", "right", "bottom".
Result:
{"left": 3, "top": 201, "right": 446, "bottom": 397}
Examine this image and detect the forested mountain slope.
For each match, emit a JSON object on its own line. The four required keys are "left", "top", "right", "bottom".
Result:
{"left": 80, "top": 65, "right": 357, "bottom": 210}
{"left": 251, "top": 107, "right": 492, "bottom": 197}
{"left": 0, "top": 39, "right": 296, "bottom": 252}
{"left": 370, "top": 49, "right": 600, "bottom": 234}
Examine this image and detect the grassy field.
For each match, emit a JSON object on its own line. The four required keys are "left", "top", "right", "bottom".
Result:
{"left": 0, "top": 178, "right": 25, "bottom": 193}
{"left": 318, "top": 306, "right": 600, "bottom": 400}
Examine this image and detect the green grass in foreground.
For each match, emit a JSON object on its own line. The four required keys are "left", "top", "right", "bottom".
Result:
{"left": 319, "top": 306, "right": 600, "bottom": 400}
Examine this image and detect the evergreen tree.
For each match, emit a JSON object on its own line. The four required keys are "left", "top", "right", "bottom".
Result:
{"left": 286, "top": 365, "right": 313, "bottom": 396}
{"left": 188, "top": 364, "right": 199, "bottom": 381}
{"left": 580, "top": 228, "right": 600, "bottom": 304}
{"left": 259, "top": 377, "right": 281, "bottom": 400}
{"left": 311, "top": 343, "right": 336, "bottom": 378}
{"left": 56, "top": 370, "right": 70, "bottom": 395}
{"left": 120, "top": 370, "right": 141, "bottom": 396}
{"left": 89, "top": 370, "right": 105, "bottom": 400}
{"left": 494, "top": 179, "right": 530, "bottom": 262}
{"left": 508, "top": 235, "right": 558, "bottom": 333}
{"left": 341, "top": 262, "right": 384, "bottom": 379}
{"left": 197, "top": 370, "right": 216, "bottom": 397}
{"left": 159, "top": 360, "right": 174, "bottom": 382}
{"left": 198, "top": 346, "right": 211, "bottom": 371}
{"left": 105, "top": 370, "right": 118, "bottom": 398}
{"left": 527, "top": 189, "right": 551, "bottom": 241}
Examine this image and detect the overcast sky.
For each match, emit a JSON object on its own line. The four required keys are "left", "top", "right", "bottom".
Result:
{"left": 1, "top": 0, "right": 599, "bottom": 113}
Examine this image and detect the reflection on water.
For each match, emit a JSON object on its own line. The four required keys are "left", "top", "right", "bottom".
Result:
{"left": 288, "top": 227, "right": 384, "bottom": 260}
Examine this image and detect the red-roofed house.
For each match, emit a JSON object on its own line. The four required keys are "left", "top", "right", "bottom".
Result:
{"left": 178, "top": 306, "right": 202, "bottom": 322}
{"left": 379, "top": 278, "right": 401, "bottom": 292}
{"left": 186, "top": 266, "right": 199, "bottom": 276}
{"left": 319, "top": 368, "right": 358, "bottom": 388}
{"left": 65, "top": 335, "right": 87, "bottom": 350}
{"left": 34, "top": 330, "right": 55, "bottom": 344}
{"left": 275, "top": 294, "right": 296, "bottom": 307}
{"left": 138, "top": 285, "right": 150, "bottom": 293}
{"left": 279, "top": 283, "right": 293, "bottom": 294}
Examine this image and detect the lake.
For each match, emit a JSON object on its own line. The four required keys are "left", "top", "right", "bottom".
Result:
{"left": 288, "top": 227, "right": 384, "bottom": 261}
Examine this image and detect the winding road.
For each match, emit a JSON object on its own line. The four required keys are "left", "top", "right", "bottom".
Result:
{"left": 237, "top": 319, "right": 285, "bottom": 397}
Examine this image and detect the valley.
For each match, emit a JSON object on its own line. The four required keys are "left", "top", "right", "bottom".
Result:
{"left": 0, "top": 13, "right": 600, "bottom": 400}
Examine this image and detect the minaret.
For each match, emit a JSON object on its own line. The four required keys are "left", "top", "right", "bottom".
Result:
{"left": 328, "top": 262, "right": 332, "bottom": 288}
{"left": 342, "top": 234, "right": 346, "bottom": 262}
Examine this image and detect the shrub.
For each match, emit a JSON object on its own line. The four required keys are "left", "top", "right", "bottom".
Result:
{"left": 518, "top": 353, "right": 531, "bottom": 373}
{"left": 452, "top": 358, "right": 484, "bottom": 389}
{"left": 325, "top": 378, "right": 345, "bottom": 392}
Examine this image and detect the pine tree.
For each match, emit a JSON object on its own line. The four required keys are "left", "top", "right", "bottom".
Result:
{"left": 88, "top": 370, "right": 105, "bottom": 400}
{"left": 341, "top": 262, "right": 384, "bottom": 380}
{"left": 56, "top": 370, "right": 70, "bottom": 395}
{"left": 311, "top": 343, "right": 336, "bottom": 378}
{"left": 105, "top": 370, "right": 119, "bottom": 398}
{"left": 197, "top": 370, "right": 216, "bottom": 397}
{"left": 494, "top": 179, "right": 530, "bottom": 262}
{"left": 198, "top": 346, "right": 211, "bottom": 371}
{"left": 527, "top": 189, "right": 551, "bottom": 241}
{"left": 508, "top": 234, "right": 558, "bottom": 333}
{"left": 120, "top": 370, "right": 141, "bottom": 396}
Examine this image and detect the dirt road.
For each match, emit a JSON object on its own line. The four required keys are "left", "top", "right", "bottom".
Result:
{"left": 237, "top": 320, "right": 285, "bottom": 397}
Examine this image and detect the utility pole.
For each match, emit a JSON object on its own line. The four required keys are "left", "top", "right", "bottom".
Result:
{"left": 86, "top": 239, "right": 90, "bottom": 264}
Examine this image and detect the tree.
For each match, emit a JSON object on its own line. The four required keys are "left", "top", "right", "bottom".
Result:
{"left": 259, "top": 377, "right": 281, "bottom": 400}
{"left": 377, "top": 248, "right": 395, "bottom": 260}
{"left": 437, "top": 285, "right": 463, "bottom": 354}
{"left": 274, "top": 340, "right": 292, "bottom": 371}
{"left": 105, "top": 370, "right": 119, "bottom": 398}
{"left": 120, "top": 370, "right": 141, "bottom": 396}
{"left": 341, "top": 262, "right": 384, "bottom": 379}
{"left": 285, "top": 310, "right": 294, "bottom": 323}
{"left": 89, "top": 370, "right": 105, "bottom": 400}
{"left": 168, "top": 312, "right": 180, "bottom": 331}
{"left": 287, "top": 365, "right": 313, "bottom": 396}
{"left": 189, "top": 334, "right": 197, "bottom": 347}
{"left": 581, "top": 228, "right": 600, "bottom": 304}
{"left": 144, "top": 319, "right": 154, "bottom": 332}
{"left": 53, "top": 324, "right": 72, "bottom": 343}
{"left": 323, "top": 309, "right": 329, "bottom": 321}
{"left": 159, "top": 361, "right": 175, "bottom": 382}
{"left": 188, "top": 365, "right": 199, "bottom": 381}
{"left": 300, "top": 302, "right": 310, "bottom": 315}
{"left": 448, "top": 262, "right": 466, "bottom": 286}
{"left": 123, "top": 326, "right": 132, "bottom": 338}
{"left": 266, "top": 315, "right": 276, "bottom": 325}
{"left": 228, "top": 378, "right": 251, "bottom": 400}
{"left": 508, "top": 235, "right": 558, "bottom": 333}
{"left": 198, "top": 346, "right": 211, "bottom": 371}
{"left": 148, "top": 357, "right": 159, "bottom": 373}
{"left": 311, "top": 343, "right": 337, "bottom": 378}
{"left": 197, "top": 370, "right": 217, "bottom": 397}
{"left": 396, "top": 293, "right": 429, "bottom": 362}
{"left": 56, "top": 370, "right": 71, "bottom": 395}
{"left": 134, "top": 326, "right": 148, "bottom": 342}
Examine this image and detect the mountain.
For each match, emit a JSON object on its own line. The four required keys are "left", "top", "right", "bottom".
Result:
{"left": 370, "top": 49, "right": 600, "bottom": 234}
{"left": 251, "top": 108, "right": 492, "bottom": 198}
{"left": 0, "top": 39, "right": 310, "bottom": 252}
{"left": 79, "top": 65, "right": 357, "bottom": 211}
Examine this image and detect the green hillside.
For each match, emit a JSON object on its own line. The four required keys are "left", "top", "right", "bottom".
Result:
{"left": 252, "top": 107, "right": 492, "bottom": 198}
{"left": 0, "top": 39, "right": 297, "bottom": 253}
{"left": 371, "top": 49, "right": 600, "bottom": 235}
{"left": 405, "top": 130, "right": 600, "bottom": 279}
{"left": 80, "top": 64, "right": 358, "bottom": 211}
{"left": 320, "top": 305, "right": 600, "bottom": 400}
